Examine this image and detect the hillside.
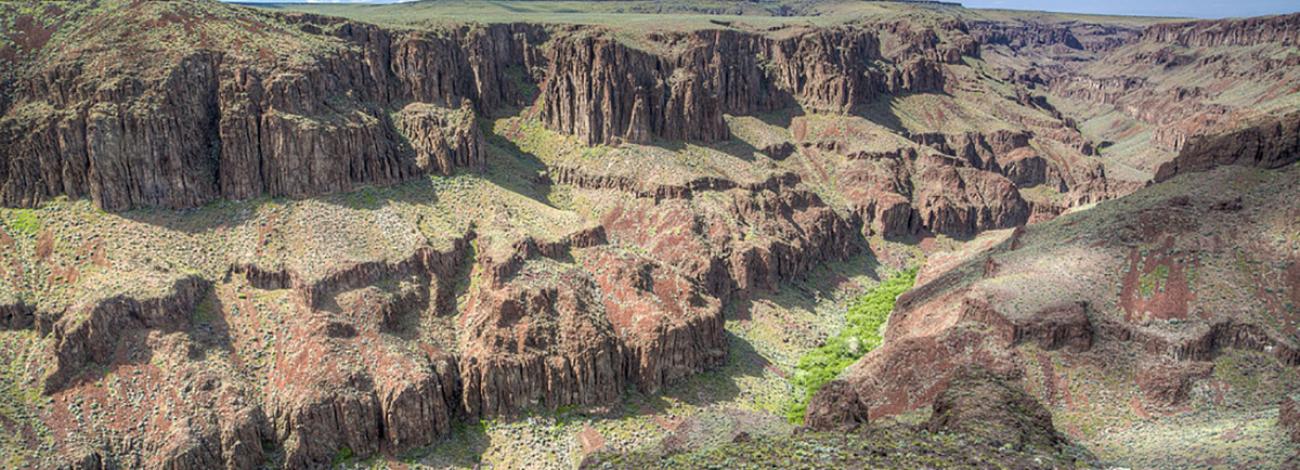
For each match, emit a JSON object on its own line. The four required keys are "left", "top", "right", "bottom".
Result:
{"left": 0, "top": 0, "right": 1297, "bottom": 468}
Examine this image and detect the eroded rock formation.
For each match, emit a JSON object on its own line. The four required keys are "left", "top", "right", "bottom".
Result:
{"left": 1, "top": 16, "right": 544, "bottom": 211}
{"left": 1153, "top": 111, "right": 1300, "bottom": 182}
{"left": 806, "top": 163, "right": 1300, "bottom": 433}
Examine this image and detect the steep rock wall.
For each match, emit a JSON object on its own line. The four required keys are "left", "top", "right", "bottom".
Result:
{"left": 1141, "top": 13, "right": 1300, "bottom": 47}
{"left": 1153, "top": 111, "right": 1300, "bottom": 182}
{"left": 1, "top": 18, "right": 545, "bottom": 211}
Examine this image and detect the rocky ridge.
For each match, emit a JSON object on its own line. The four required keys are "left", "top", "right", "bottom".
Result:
{"left": 805, "top": 162, "right": 1300, "bottom": 466}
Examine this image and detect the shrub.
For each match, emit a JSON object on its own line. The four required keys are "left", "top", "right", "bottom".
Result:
{"left": 787, "top": 267, "right": 917, "bottom": 423}
{"left": 4, "top": 210, "right": 40, "bottom": 237}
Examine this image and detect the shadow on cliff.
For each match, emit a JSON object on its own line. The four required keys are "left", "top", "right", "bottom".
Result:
{"left": 115, "top": 176, "right": 448, "bottom": 234}
{"left": 397, "top": 419, "right": 492, "bottom": 468}
{"left": 113, "top": 199, "right": 262, "bottom": 235}
{"left": 851, "top": 95, "right": 917, "bottom": 135}
{"left": 315, "top": 177, "right": 452, "bottom": 212}
{"left": 641, "top": 137, "right": 763, "bottom": 163}
{"left": 753, "top": 106, "right": 805, "bottom": 130}
{"left": 731, "top": 248, "right": 884, "bottom": 322}
{"left": 617, "top": 331, "right": 768, "bottom": 416}
{"left": 481, "top": 127, "right": 555, "bottom": 206}
{"left": 49, "top": 285, "right": 241, "bottom": 402}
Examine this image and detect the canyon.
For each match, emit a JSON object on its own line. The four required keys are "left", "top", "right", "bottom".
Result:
{"left": 0, "top": 0, "right": 1298, "bottom": 468}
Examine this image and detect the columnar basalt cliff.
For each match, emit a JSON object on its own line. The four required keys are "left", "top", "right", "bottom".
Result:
{"left": 537, "top": 24, "right": 960, "bottom": 145}
{"left": 0, "top": 2, "right": 988, "bottom": 213}
{"left": 1140, "top": 13, "right": 1300, "bottom": 47}
{"left": 0, "top": 11, "right": 975, "bottom": 210}
{"left": 1, "top": 15, "right": 546, "bottom": 211}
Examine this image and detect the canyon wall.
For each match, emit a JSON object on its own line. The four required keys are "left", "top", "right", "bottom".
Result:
{"left": 1, "top": 18, "right": 546, "bottom": 211}
{"left": 1153, "top": 111, "right": 1300, "bottom": 182}
{"left": 1, "top": 9, "right": 977, "bottom": 211}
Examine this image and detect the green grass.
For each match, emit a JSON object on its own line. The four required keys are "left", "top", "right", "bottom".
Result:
{"left": 1138, "top": 264, "right": 1169, "bottom": 297}
{"left": 3, "top": 209, "right": 40, "bottom": 237}
{"left": 332, "top": 446, "right": 354, "bottom": 466}
{"left": 786, "top": 267, "right": 917, "bottom": 424}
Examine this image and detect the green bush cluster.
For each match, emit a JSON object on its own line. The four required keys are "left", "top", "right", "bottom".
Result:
{"left": 3, "top": 210, "right": 40, "bottom": 237}
{"left": 787, "top": 268, "right": 917, "bottom": 423}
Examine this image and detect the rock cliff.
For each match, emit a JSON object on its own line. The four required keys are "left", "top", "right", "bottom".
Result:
{"left": 1140, "top": 13, "right": 1300, "bottom": 47}
{"left": 806, "top": 163, "right": 1300, "bottom": 441}
{"left": 1153, "top": 111, "right": 1300, "bottom": 182}
{"left": 1, "top": 8, "right": 544, "bottom": 211}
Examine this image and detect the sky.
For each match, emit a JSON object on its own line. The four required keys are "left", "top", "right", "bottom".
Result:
{"left": 226, "top": 0, "right": 1300, "bottom": 19}
{"left": 959, "top": 0, "right": 1300, "bottom": 18}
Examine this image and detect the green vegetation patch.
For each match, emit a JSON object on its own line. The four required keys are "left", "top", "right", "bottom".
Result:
{"left": 2, "top": 209, "right": 40, "bottom": 237}
{"left": 786, "top": 267, "right": 917, "bottom": 423}
{"left": 1138, "top": 264, "right": 1169, "bottom": 298}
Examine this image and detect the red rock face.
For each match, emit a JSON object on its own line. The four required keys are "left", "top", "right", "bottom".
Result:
{"left": 458, "top": 263, "right": 627, "bottom": 418}
{"left": 1118, "top": 236, "right": 1195, "bottom": 323}
{"left": 599, "top": 180, "right": 858, "bottom": 303}
{"left": 5, "top": 164, "right": 857, "bottom": 467}
{"left": 806, "top": 164, "right": 1300, "bottom": 431}
{"left": 1282, "top": 396, "right": 1300, "bottom": 444}
{"left": 582, "top": 248, "right": 727, "bottom": 393}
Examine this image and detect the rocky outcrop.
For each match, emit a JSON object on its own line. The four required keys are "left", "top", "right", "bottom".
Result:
{"left": 969, "top": 22, "right": 1084, "bottom": 51}
{"left": 1153, "top": 111, "right": 1300, "bottom": 182}
{"left": 924, "top": 366, "right": 1067, "bottom": 454}
{"left": 1050, "top": 76, "right": 1145, "bottom": 106}
{"left": 835, "top": 147, "right": 1033, "bottom": 239}
{"left": 1282, "top": 395, "right": 1300, "bottom": 444}
{"left": 600, "top": 182, "right": 858, "bottom": 303}
{"left": 911, "top": 130, "right": 1032, "bottom": 170}
{"left": 1166, "top": 320, "right": 1300, "bottom": 366}
{"left": 912, "top": 156, "right": 1030, "bottom": 238}
{"left": 802, "top": 380, "right": 870, "bottom": 431}
{"left": 582, "top": 248, "right": 727, "bottom": 393}
{"left": 1007, "top": 301, "right": 1094, "bottom": 353}
{"left": 42, "top": 276, "right": 211, "bottom": 394}
{"left": 1141, "top": 13, "right": 1300, "bottom": 47}
{"left": 458, "top": 265, "right": 628, "bottom": 418}
{"left": 0, "top": 301, "right": 35, "bottom": 330}
{"left": 1134, "top": 360, "right": 1214, "bottom": 407}
{"left": 264, "top": 303, "right": 465, "bottom": 468}
{"left": 0, "top": 10, "right": 545, "bottom": 211}
{"left": 539, "top": 25, "right": 959, "bottom": 145}
{"left": 393, "top": 101, "right": 486, "bottom": 175}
